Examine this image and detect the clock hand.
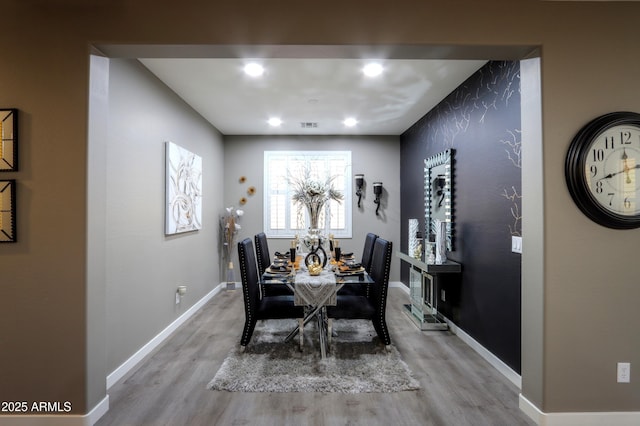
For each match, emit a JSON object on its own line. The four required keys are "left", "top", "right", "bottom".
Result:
{"left": 599, "top": 164, "right": 640, "bottom": 180}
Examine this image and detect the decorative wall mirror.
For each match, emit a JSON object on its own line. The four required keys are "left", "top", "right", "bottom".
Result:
{"left": 424, "top": 149, "right": 455, "bottom": 251}
{"left": 0, "top": 109, "right": 18, "bottom": 171}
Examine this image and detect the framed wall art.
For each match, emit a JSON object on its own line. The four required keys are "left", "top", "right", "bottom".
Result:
{"left": 0, "top": 109, "right": 18, "bottom": 171}
{"left": 0, "top": 179, "right": 16, "bottom": 242}
{"left": 165, "top": 141, "right": 202, "bottom": 235}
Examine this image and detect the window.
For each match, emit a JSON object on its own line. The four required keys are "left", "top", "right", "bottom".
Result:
{"left": 264, "top": 151, "right": 352, "bottom": 238}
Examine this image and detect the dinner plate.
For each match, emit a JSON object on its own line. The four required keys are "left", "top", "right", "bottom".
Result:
{"left": 266, "top": 265, "right": 291, "bottom": 274}
{"left": 338, "top": 266, "right": 365, "bottom": 274}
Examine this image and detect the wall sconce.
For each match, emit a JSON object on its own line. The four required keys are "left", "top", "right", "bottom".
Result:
{"left": 355, "top": 174, "right": 364, "bottom": 208}
{"left": 373, "top": 182, "right": 383, "bottom": 216}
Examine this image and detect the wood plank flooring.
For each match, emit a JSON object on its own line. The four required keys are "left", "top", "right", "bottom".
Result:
{"left": 96, "top": 288, "right": 535, "bottom": 426}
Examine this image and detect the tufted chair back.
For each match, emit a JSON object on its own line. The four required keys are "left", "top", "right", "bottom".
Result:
{"left": 254, "top": 232, "right": 271, "bottom": 277}
{"left": 361, "top": 233, "right": 378, "bottom": 273}
{"left": 239, "top": 238, "right": 261, "bottom": 323}
{"left": 367, "top": 237, "right": 392, "bottom": 345}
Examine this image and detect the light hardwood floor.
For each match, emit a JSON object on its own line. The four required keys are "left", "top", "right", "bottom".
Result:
{"left": 96, "top": 288, "right": 535, "bottom": 426}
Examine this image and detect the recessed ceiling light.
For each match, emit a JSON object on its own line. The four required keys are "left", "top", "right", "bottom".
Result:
{"left": 343, "top": 118, "right": 358, "bottom": 127}
{"left": 244, "top": 62, "right": 264, "bottom": 77}
{"left": 362, "top": 62, "right": 383, "bottom": 77}
{"left": 268, "top": 117, "right": 282, "bottom": 127}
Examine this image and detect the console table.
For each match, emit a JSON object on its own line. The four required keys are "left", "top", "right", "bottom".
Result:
{"left": 396, "top": 251, "right": 461, "bottom": 330}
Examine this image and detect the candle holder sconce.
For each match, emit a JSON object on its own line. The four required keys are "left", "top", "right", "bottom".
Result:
{"left": 373, "top": 182, "right": 383, "bottom": 216}
{"left": 355, "top": 174, "right": 364, "bottom": 208}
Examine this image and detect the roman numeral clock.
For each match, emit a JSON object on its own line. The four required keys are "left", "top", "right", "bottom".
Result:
{"left": 565, "top": 111, "right": 640, "bottom": 229}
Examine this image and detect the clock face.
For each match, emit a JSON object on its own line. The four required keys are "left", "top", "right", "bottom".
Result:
{"left": 565, "top": 111, "right": 640, "bottom": 229}
{"left": 584, "top": 124, "right": 640, "bottom": 216}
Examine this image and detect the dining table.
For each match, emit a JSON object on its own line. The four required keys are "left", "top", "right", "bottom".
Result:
{"left": 261, "top": 255, "right": 373, "bottom": 359}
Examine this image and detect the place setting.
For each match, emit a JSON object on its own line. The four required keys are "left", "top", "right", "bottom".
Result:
{"left": 330, "top": 249, "right": 365, "bottom": 278}
{"left": 264, "top": 252, "right": 295, "bottom": 278}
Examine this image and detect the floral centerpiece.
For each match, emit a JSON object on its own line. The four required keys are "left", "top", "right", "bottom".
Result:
{"left": 289, "top": 169, "right": 343, "bottom": 231}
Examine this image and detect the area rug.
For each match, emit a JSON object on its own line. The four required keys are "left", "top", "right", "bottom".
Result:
{"left": 207, "top": 319, "right": 420, "bottom": 393}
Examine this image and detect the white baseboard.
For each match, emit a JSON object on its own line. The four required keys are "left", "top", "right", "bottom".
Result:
{"left": 390, "top": 281, "right": 406, "bottom": 289}
{"left": 86, "top": 396, "right": 109, "bottom": 426}
{"left": 0, "top": 396, "right": 108, "bottom": 426}
{"left": 106, "top": 283, "right": 227, "bottom": 389}
{"left": 392, "top": 281, "right": 521, "bottom": 388}
{"left": 519, "top": 394, "right": 640, "bottom": 426}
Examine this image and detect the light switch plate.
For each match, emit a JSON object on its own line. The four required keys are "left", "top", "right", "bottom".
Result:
{"left": 511, "top": 236, "right": 522, "bottom": 254}
{"left": 618, "top": 362, "right": 631, "bottom": 383}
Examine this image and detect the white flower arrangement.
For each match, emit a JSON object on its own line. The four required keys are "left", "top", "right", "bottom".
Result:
{"left": 289, "top": 168, "right": 343, "bottom": 230}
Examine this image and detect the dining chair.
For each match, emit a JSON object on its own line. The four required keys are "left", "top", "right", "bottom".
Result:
{"left": 338, "top": 232, "right": 378, "bottom": 296}
{"left": 328, "top": 237, "right": 393, "bottom": 347}
{"left": 255, "top": 232, "right": 290, "bottom": 297}
{"left": 254, "top": 232, "right": 271, "bottom": 277}
{"left": 238, "top": 238, "right": 304, "bottom": 350}
{"left": 361, "top": 232, "right": 378, "bottom": 273}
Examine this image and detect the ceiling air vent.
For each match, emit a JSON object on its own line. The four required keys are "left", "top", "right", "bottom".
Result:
{"left": 300, "top": 122, "right": 318, "bottom": 129}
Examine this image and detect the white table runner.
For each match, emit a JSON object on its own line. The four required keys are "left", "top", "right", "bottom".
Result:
{"left": 294, "top": 270, "right": 337, "bottom": 306}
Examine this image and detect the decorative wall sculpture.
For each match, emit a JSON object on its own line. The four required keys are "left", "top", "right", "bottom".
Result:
{"left": 165, "top": 141, "right": 202, "bottom": 235}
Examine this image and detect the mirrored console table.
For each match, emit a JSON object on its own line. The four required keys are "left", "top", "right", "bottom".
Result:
{"left": 396, "top": 251, "right": 461, "bottom": 330}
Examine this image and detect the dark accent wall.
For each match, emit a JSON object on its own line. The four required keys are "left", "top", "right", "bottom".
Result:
{"left": 400, "top": 61, "right": 522, "bottom": 373}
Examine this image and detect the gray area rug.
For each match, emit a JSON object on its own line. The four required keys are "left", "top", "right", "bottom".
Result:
{"left": 207, "top": 319, "right": 420, "bottom": 393}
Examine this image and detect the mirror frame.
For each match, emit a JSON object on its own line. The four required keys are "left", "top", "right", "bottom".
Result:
{"left": 0, "top": 109, "right": 18, "bottom": 171}
{"left": 424, "top": 149, "right": 455, "bottom": 251}
{"left": 0, "top": 179, "right": 16, "bottom": 243}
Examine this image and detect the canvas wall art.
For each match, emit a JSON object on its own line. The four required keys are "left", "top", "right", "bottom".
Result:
{"left": 165, "top": 141, "right": 202, "bottom": 235}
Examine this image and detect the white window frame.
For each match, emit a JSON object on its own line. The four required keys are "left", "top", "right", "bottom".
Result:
{"left": 264, "top": 151, "right": 352, "bottom": 238}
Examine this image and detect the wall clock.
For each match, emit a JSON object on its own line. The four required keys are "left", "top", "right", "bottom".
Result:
{"left": 565, "top": 111, "right": 640, "bottom": 229}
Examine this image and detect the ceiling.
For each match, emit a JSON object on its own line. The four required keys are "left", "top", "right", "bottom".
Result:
{"left": 139, "top": 58, "right": 487, "bottom": 136}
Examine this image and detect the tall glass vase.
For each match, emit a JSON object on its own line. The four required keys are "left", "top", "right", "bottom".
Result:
{"left": 307, "top": 203, "right": 322, "bottom": 230}
{"left": 226, "top": 261, "right": 235, "bottom": 290}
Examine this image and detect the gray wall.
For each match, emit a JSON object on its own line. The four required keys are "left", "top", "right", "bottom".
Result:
{"left": 520, "top": 56, "right": 544, "bottom": 414}
{"left": 223, "top": 135, "right": 401, "bottom": 282}
{"left": 103, "top": 59, "right": 225, "bottom": 373}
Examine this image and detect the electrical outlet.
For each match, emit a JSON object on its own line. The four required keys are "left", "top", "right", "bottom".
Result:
{"left": 511, "top": 236, "right": 522, "bottom": 254}
{"left": 617, "top": 362, "right": 631, "bottom": 383}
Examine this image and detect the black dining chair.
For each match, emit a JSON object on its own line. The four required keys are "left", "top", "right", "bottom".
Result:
{"left": 328, "top": 237, "right": 393, "bottom": 347}
{"left": 238, "top": 238, "right": 304, "bottom": 350}
{"left": 255, "top": 232, "right": 290, "bottom": 297}
{"left": 254, "top": 232, "right": 271, "bottom": 277}
{"left": 338, "top": 232, "right": 377, "bottom": 296}
{"left": 361, "top": 232, "right": 378, "bottom": 273}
